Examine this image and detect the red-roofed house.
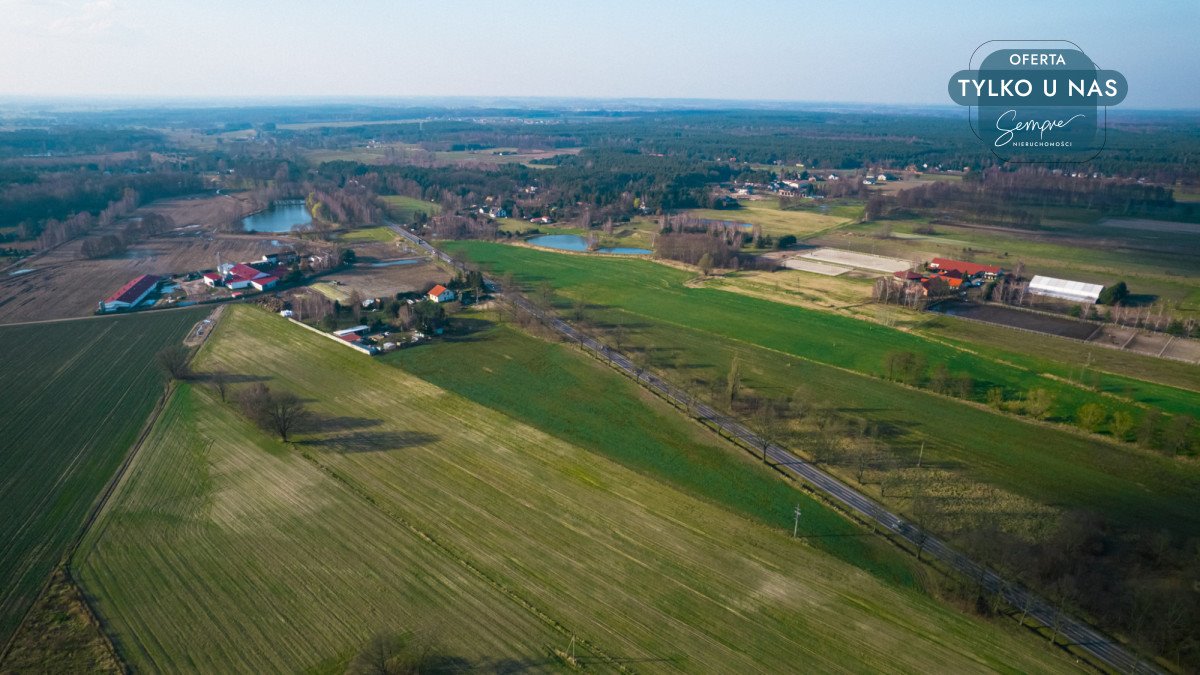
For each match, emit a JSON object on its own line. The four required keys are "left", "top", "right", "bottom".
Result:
{"left": 928, "top": 258, "right": 1002, "bottom": 280}
{"left": 893, "top": 270, "right": 924, "bottom": 281}
{"left": 427, "top": 284, "right": 456, "bottom": 303}
{"left": 102, "top": 274, "right": 162, "bottom": 311}
{"left": 250, "top": 276, "right": 278, "bottom": 291}
{"left": 226, "top": 263, "right": 270, "bottom": 289}
{"left": 202, "top": 272, "right": 224, "bottom": 287}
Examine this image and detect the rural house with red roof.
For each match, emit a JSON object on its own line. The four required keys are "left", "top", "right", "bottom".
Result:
{"left": 427, "top": 284, "right": 456, "bottom": 303}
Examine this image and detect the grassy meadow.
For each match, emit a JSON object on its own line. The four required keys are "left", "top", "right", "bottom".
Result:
{"left": 380, "top": 195, "right": 441, "bottom": 223}
{"left": 442, "top": 242, "right": 1200, "bottom": 540}
{"left": 688, "top": 199, "right": 850, "bottom": 237}
{"left": 0, "top": 309, "right": 205, "bottom": 647}
{"left": 76, "top": 306, "right": 1080, "bottom": 673}
{"left": 338, "top": 225, "right": 397, "bottom": 242}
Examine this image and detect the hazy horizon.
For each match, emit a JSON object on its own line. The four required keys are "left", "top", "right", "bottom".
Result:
{"left": 2, "top": 0, "right": 1198, "bottom": 109}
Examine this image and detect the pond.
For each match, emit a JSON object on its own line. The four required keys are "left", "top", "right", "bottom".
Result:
{"left": 242, "top": 201, "right": 312, "bottom": 233}
{"left": 526, "top": 234, "right": 652, "bottom": 255}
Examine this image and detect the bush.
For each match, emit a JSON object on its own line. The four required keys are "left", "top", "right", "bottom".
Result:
{"left": 1023, "top": 388, "right": 1056, "bottom": 420}
{"left": 1098, "top": 281, "right": 1128, "bottom": 305}
{"left": 1076, "top": 403, "right": 1108, "bottom": 432}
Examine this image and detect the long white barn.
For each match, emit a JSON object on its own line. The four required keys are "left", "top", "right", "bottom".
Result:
{"left": 1027, "top": 275, "right": 1104, "bottom": 304}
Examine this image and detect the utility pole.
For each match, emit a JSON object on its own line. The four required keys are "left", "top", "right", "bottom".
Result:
{"left": 793, "top": 505, "right": 802, "bottom": 539}
{"left": 917, "top": 441, "right": 925, "bottom": 468}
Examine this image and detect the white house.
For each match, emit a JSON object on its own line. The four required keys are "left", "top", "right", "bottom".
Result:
{"left": 427, "top": 284, "right": 456, "bottom": 303}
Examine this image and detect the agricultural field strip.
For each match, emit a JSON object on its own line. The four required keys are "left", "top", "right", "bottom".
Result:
{"left": 177, "top": 307, "right": 1078, "bottom": 673}
{"left": 425, "top": 236, "right": 1186, "bottom": 673}
{"left": 77, "top": 384, "right": 565, "bottom": 673}
{"left": 500, "top": 280, "right": 1156, "bottom": 675}
{"left": 0, "top": 309, "right": 205, "bottom": 648}
{"left": 457, "top": 241, "right": 1200, "bottom": 423}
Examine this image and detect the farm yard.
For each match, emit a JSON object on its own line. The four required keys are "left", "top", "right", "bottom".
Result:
{"left": 818, "top": 217, "right": 1200, "bottom": 318}
{"left": 0, "top": 229, "right": 307, "bottom": 324}
{"left": 73, "top": 306, "right": 1080, "bottom": 673}
{"left": 0, "top": 308, "right": 206, "bottom": 648}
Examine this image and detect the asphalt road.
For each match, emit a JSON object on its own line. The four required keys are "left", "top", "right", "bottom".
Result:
{"left": 389, "top": 223, "right": 1158, "bottom": 674}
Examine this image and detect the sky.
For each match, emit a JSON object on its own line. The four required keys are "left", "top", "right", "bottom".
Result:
{"left": 1, "top": 0, "right": 1197, "bottom": 108}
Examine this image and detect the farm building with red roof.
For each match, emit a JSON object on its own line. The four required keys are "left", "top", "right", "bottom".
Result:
{"left": 101, "top": 274, "right": 162, "bottom": 311}
{"left": 928, "top": 258, "right": 1002, "bottom": 279}
{"left": 225, "top": 263, "right": 270, "bottom": 289}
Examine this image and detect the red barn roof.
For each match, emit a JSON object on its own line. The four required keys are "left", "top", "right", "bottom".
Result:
{"left": 229, "top": 263, "right": 265, "bottom": 281}
{"left": 930, "top": 258, "right": 1000, "bottom": 276}
{"left": 202, "top": 272, "right": 222, "bottom": 281}
{"left": 105, "top": 274, "right": 161, "bottom": 304}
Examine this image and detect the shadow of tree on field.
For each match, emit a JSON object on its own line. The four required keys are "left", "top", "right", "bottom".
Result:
{"left": 302, "top": 430, "right": 439, "bottom": 453}
{"left": 307, "top": 414, "right": 383, "bottom": 433}
{"left": 198, "top": 372, "right": 270, "bottom": 386}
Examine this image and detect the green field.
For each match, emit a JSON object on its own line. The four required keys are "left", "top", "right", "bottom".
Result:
{"left": 338, "top": 225, "right": 397, "bottom": 242}
{"left": 915, "top": 314, "right": 1200, "bottom": 402}
{"left": 385, "top": 318, "right": 912, "bottom": 583}
{"left": 0, "top": 309, "right": 205, "bottom": 646}
{"left": 441, "top": 242, "right": 1200, "bottom": 539}
{"left": 380, "top": 195, "right": 441, "bottom": 223}
{"left": 76, "top": 307, "right": 1079, "bottom": 673}
{"left": 688, "top": 199, "right": 850, "bottom": 237}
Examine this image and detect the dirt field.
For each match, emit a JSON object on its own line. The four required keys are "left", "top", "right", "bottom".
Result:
{"left": 0, "top": 231, "right": 308, "bottom": 324}
{"left": 316, "top": 237, "right": 442, "bottom": 299}
{"left": 781, "top": 258, "right": 850, "bottom": 276}
{"left": 934, "top": 301, "right": 1100, "bottom": 340}
{"left": 1091, "top": 324, "right": 1137, "bottom": 349}
{"left": 1125, "top": 332, "right": 1200, "bottom": 363}
{"left": 796, "top": 247, "right": 914, "bottom": 273}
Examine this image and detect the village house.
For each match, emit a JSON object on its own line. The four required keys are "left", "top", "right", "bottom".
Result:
{"left": 427, "top": 284, "right": 456, "bottom": 303}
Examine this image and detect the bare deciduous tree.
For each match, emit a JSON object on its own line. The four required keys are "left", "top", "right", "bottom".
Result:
{"left": 156, "top": 345, "right": 192, "bottom": 380}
